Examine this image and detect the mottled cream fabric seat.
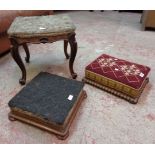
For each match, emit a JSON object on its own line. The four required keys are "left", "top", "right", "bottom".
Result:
{"left": 8, "top": 15, "right": 76, "bottom": 38}
{"left": 8, "top": 14, "right": 78, "bottom": 85}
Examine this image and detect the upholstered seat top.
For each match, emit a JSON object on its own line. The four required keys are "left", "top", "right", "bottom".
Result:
{"left": 86, "top": 54, "right": 150, "bottom": 89}
{"left": 8, "top": 14, "right": 76, "bottom": 38}
{"left": 8, "top": 72, "right": 84, "bottom": 124}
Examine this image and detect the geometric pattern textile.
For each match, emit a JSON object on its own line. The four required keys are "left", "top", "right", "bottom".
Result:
{"left": 86, "top": 54, "right": 150, "bottom": 89}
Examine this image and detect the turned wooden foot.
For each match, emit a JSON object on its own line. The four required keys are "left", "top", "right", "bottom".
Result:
{"left": 8, "top": 114, "right": 16, "bottom": 121}
{"left": 56, "top": 131, "right": 69, "bottom": 140}
{"left": 83, "top": 90, "right": 87, "bottom": 99}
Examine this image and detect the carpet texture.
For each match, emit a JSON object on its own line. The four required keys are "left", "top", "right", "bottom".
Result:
{"left": 0, "top": 11, "right": 155, "bottom": 143}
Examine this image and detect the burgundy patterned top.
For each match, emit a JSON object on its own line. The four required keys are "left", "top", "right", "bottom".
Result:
{"left": 86, "top": 54, "right": 150, "bottom": 89}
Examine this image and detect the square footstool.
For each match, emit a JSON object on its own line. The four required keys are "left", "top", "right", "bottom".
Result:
{"left": 8, "top": 72, "right": 87, "bottom": 140}
{"left": 83, "top": 54, "right": 150, "bottom": 104}
{"left": 8, "top": 14, "right": 78, "bottom": 85}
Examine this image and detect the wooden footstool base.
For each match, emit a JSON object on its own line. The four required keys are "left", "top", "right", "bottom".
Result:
{"left": 8, "top": 90, "right": 87, "bottom": 140}
{"left": 8, "top": 72, "right": 87, "bottom": 140}
{"left": 83, "top": 77, "right": 149, "bottom": 104}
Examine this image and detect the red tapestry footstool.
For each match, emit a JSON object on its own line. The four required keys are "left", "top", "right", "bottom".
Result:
{"left": 83, "top": 54, "right": 150, "bottom": 104}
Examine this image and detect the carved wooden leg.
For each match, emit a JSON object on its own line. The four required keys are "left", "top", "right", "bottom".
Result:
{"left": 68, "top": 33, "right": 77, "bottom": 79}
{"left": 10, "top": 38, "right": 26, "bottom": 85}
{"left": 64, "top": 40, "right": 69, "bottom": 59}
{"left": 23, "top": 43, "right": 30, "bottom": 63}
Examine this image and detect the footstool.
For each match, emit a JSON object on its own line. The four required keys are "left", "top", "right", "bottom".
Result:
{"left": 83, "top": 54, "right": 150, "bottom": 104}
{"left": 8, "top": 72, "right": 87, "bottom": 140}
{"left": 8, "top": 14, "right": 78, "bottom": 85}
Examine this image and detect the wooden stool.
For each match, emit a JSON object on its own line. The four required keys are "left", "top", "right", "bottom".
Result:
{"left": 8, "top": 14, "right": 78, "bottom": 85}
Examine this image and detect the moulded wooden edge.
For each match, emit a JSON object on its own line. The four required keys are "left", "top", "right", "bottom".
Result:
{"left": 82, "top": 77, "right": 149, "bottom": 104}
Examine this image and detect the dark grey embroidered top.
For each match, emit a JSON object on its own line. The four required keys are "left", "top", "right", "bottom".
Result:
{"left": 8, "top": 72, "right": 84, "bottom": 124}
{"left": 8, "top": 14, "right": 76, "bottom": 38}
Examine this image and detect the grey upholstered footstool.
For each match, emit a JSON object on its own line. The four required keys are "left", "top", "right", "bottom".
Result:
{"left": 8, "top": 72, "right": 87, "bottom": 140}
{"left": 8, "top": 14, "right": 78, "bottom": 85}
